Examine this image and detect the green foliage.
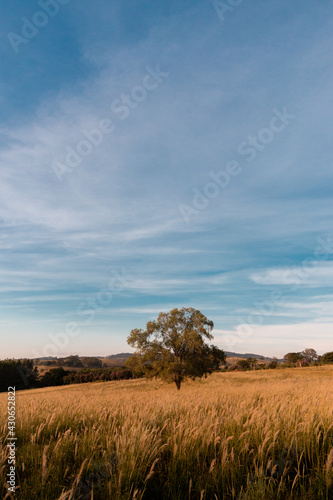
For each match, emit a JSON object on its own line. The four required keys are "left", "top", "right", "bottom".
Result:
{"left": 40, "top": 367, "right": 135, "bottom": 387}
{"left": 237, "top": 359, "right": 251, "bottom": 370}
{"left": 321, "top": 351, "right": 333, "bottom": 364}
{"left": 43, "top": 360, "right": 57, "bottom": 366}
{"left": 63, "top": 368, "right": 134, "bottom": 384}
{"left": 246, "top": 357, "right": 258, "bottom": 369}
{"left": 283, "top": 352, "right": 304, "bottom": 364}
{"left": 38, "top": 356, "right": 84, "bottom": 367}
{"left": 126, "top": 307, "right": 225, "bottom": 389}
{"left": 301, "top": 348, "right": 319, "bottom": 363}
{"left": 81, "top": 357, "right": 103, "bottom": 368}
{"left": 41, "top": 367, "right": 69, "bottom": 387}
{"left": 0, "top": 359, "right": 38, "bottom": 392}
{"left": 63, "top": 355, "right": 84, "bottom": 367}
{"left": 228, "top": 358, "right": 264, "bottom": 372}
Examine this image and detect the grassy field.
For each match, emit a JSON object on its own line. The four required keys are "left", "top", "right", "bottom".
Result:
{"left": 1, "top": 367, "right": 333, "bottom": 499}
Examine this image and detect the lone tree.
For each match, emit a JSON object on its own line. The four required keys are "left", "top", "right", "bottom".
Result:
{"left": 126, "top": 307, "right": 226, "bottom": 390}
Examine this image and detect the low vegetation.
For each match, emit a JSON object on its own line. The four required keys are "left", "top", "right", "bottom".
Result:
{"left": 1, "top": 366, "right": 333, "bottom": 499}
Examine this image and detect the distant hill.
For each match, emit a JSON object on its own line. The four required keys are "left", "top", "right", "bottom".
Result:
{"left": 35, "top": 356, "right": 58, "bottom": 360}
{"left": 224, "top": 352, "right": 274, "bottom": 361}
{"left": 101, "top": 353, "right": 133, "bottom": 367}
{"left": 105, "top": 353, "right": 133, "bottom": 360}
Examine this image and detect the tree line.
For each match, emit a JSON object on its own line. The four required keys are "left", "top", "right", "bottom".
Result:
{"left": 36, "top": 355, "right": 103, "bottom": 368}
{"left": 0, "top": 361, "right": 134, "bottom": 392}
{"left": 226, "top": 348, "right": 333, "bottom": 372}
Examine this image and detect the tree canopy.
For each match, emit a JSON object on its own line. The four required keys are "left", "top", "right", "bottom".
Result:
{"left": 301, "top": 348, "right": 318, "bottom": 363}
{"left": 321, "top": 351, "right": 333, "bottom": 364}
{"left": 0, "top": 359, "right": 38, "bottom": 392}
{"left": 126, "top": 307, "right": 226, "bottom": 389}
{"left": 283, "top": 352, "right": 303, "bottom": 365}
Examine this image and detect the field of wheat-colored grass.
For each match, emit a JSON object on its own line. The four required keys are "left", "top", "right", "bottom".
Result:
{"left": 1, "top": 366, "right": 333, "bottom": 499}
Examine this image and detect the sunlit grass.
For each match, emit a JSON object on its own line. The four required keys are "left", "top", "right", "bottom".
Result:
{"left": 1, "top": 366, "right": 333, "bottom": 499}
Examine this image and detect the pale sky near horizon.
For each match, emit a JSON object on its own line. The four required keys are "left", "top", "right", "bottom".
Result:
{"left": 0, "top": 0, "right": 332, "bottom": 360}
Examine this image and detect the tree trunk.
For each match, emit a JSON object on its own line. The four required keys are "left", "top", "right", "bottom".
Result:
{"left": 175, "top": 376, "right": 181, "bottom": 390}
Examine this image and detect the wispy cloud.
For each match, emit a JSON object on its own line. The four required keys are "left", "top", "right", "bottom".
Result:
{"left": 1, "top": 0, "right": 333, "bottom": 357}
{"left": 250, "top": 262, "right": 333, "bottom": 286}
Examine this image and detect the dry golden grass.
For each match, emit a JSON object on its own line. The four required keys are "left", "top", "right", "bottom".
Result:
{"left": 1, "top": 366, "right": 333, "bottom": 499}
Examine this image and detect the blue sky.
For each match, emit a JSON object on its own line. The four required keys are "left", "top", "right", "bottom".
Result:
{"left": 1, "top": 0, "right": 332, "bottom": 359}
